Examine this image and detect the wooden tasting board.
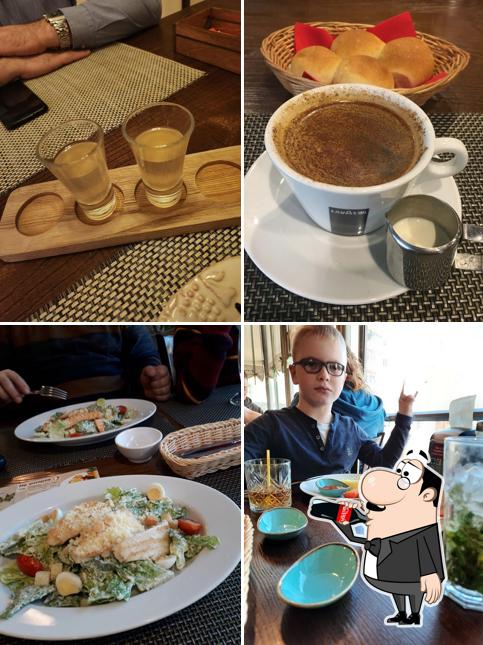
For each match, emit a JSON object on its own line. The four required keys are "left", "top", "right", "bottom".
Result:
{"left": 0, "top": 146, "right": 241, "bottom": 262}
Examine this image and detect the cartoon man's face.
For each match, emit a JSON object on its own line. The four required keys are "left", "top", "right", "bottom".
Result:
{"left": 361, "top": 459, "right": 439, "bottom": 539}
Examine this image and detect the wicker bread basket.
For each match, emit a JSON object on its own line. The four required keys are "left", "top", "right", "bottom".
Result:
{"left": 243, "top": 515, "right": 254, "bottom": 626}
{"left": 159, "top": 418, "right": 240, "bottom": 479}
{"left": 261, "top": 22, "right": 470, "bottom": 106}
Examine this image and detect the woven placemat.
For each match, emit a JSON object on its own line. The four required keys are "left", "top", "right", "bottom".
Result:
{"left": 0, "top": 413, "right": 176, "bottom": 480}
{"left": 244, "top": 112, "right": 483, "bottom": 321}
{"left": 0, "top": 43, "right": 204, "bottom": 197}
{"left": 29, "top": 228, "right": 240, "bottom": 321}
{"left": 158, "top": 385, "right": 241, "bottom": 427}
{"left": 0, "top": 467, "right": 241, "bottom": 645}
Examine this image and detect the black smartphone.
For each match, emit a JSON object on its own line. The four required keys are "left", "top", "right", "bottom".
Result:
{"left": 0, "top": 80, "right": 48, "bottom": 130}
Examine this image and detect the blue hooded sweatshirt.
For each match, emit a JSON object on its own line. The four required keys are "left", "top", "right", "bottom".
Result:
{"left": 291, "top": 387, "right": 385, "bottom": 439}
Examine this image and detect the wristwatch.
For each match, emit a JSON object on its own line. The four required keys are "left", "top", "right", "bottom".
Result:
{"left": 42, "top": 10, "right": 72, "bottom": 49}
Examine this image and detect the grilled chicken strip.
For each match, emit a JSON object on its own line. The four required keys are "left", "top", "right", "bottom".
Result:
{"left": 47, "top": 501, "right": 115, "bottom": 545}
{"left": 113, "top": 521, "right": 170, "bottom": 562}
{"left": 67, "top": 510, "right": 144, "bottom": 563}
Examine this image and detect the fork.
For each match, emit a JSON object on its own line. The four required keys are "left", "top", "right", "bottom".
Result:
{"left": 28, "top": 385, "right": 68, "bottom": 400}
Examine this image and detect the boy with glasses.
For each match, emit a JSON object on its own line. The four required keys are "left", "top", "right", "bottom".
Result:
{"left": 244, "top": 325, "right": 416, "bottom": 482}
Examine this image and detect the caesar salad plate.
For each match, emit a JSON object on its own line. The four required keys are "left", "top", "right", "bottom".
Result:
{"left": 0, "top": 474, "right": 240, "bottom": 640}
{"left": 299, "top": 473, "right": 361, "bottom": 498}
{"left": 14, "top": 398, "right": 156, "bottom": 446}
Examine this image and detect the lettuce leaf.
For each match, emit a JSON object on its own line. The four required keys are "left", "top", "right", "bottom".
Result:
{"left": 185, "top": 535, "right": 220, "bottom": 559}
{"left": 0, "top": 584, "right": 54, "bottom": 619}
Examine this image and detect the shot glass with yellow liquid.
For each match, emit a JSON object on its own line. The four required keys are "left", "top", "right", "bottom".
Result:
{"left": 36, "top": 120, "right": 117, "bottom": 224}
{"left": 122, "top": 102, "right": 194, "bottom": 208}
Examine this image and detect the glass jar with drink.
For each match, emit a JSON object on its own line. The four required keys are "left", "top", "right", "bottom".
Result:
{"left": 443, "top": 436, "right": 483, "bottom": 611}
{"left": 245, "top": 457, "right": 291, "bottom": 513}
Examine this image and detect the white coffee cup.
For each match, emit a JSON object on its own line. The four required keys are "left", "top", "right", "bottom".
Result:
{"left": 265, "top": 84, "right": 468, "bottom": 236}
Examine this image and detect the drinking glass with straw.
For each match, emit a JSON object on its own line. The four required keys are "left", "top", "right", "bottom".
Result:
{"left": 244, "top": 455, "right": 291, "bottom": 513}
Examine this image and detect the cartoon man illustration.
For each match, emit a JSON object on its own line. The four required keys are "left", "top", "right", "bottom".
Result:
{"left": 308, "top": 450, "right": 445, "bottom": 627}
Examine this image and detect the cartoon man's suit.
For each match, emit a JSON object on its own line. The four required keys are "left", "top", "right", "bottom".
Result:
{"left": 309, "top": 450, "right": 446, "bottom": 627}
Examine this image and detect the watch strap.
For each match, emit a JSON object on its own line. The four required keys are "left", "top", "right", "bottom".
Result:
{"left": 43, "top": 11, "right": 72, "bottom": 50}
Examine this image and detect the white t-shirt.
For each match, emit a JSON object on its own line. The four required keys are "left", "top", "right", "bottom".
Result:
{"left": 316, "top": 421, "right": 331, "bottom": 446}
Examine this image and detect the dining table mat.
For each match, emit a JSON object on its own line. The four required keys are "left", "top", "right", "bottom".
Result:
{"left": 157, "top": 384, "right": 241, "bottom": 427}
{"left": 244, "top": 112, "right": 483, "bottom": 322}
{"left": 0, "top": 413, "right": 177, "bottom": 480}
{"left": 0, "top": 467, "right": 241, "bottom": 645}
{"left": 28, "top": 228, "right": 241, "bottom": 321}
{"left": 0, "top": 43, "right": 205, "bottom": 197}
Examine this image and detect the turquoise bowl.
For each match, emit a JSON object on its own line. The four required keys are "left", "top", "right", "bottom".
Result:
{"left": 315, "top": 478, "right": 349, "bottom": 498}
{"left": 257, "top": 507, "right": 308, "bottom": 540}
{"left": 277, "top": 543, "right": 359, "bottom": 607}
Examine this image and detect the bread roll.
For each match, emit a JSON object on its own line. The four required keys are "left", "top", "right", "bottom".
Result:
{"left": 289, "top": 46, "right": 342, "bottom": 84}
{"left": 331, "top": 30, "right": 385, "bottom": 59}
{"left": 333, "top": 55, "right": 395, "bottom": 89}
{"left": 379, "top": 37, "right": 434, "bottom": 87}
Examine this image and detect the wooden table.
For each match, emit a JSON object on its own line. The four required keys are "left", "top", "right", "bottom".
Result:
{"left": 0, "top": 0, "right": 240, "bottom": 321}
{"left": 245, "top": 486, "right": 482, "bottom": 645}
{"left": 245, "top": 0, "right": 482, "bottom": 115}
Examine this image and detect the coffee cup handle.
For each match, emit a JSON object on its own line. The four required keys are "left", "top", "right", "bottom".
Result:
{"left": 424, "top": 137, "right": 468, "bottom": 179}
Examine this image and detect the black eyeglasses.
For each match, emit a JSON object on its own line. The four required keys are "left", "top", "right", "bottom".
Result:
{"left": 292, "top": 358, "right": 345, "bottom": 377}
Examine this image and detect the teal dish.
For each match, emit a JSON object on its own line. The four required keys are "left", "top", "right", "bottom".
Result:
{"left": 257, "top": 507, "right": 308, "bottom": 540}
{"left": 315, "top": 478, "right": 349, "bottom": 498}
{"left": 277, "top": 543, "right": 359, "bottom": 608}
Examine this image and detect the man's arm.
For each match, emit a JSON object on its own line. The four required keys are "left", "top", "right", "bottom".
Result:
{"left": 62, "top": 0, "right": 161, "bottom": 49}
{"left": 0, "top": 50, "right": 90, "bottom": 86}
{"left": 357, "top": 413, "right": 411, "bottom": 469}
{"left": 244, "top": 414, "right": 274, "bottom": 461}
{"left": 0, "top": 20, "right": 60, "bottom": 56}
{"left": 418, "top": 529, "right": 444, "bottom": 603}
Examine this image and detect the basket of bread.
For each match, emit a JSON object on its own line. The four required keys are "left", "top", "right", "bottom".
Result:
{"left": 261, "top": 12, "right": 469, "bottom": 105}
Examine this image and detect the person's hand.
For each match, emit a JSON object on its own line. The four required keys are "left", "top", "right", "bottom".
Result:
{"left": 420, "top": 573, "right": 442, "bottom": 604}
{"left": 398, "top": 385, "right": 418, "bottom": 417}
{"left": 0, "top": 370, "right": 30, "bottom": 404}
{"left": 140, "top": 365, "right": 171, "bottom": 401}
{"left": 340, "top": 498, "right": 365, "bottom": 511}
{"left": 1, "top": 50, "right": 91, "bottom": 86}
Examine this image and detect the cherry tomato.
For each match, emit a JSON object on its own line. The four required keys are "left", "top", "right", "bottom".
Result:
{"left": 178, "top": 519, "right": 203, "bottom": 535}
{"left": 16, "top": 555, "right": 44, "bottom": 577}
{"left": 69, "top": 433, "right": 84, "bottom": 438}
{"left": 343, "top": 490, "right": 359, "bottom": 499}
{"left": 118, "top": 405, "right": 127, "bottom": 415}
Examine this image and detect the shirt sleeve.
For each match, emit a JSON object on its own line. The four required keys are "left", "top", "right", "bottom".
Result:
{"left": 61, "top": 0, "right": 161, "bottom": 49}
{"left": 121, "top": 326, "right": 161, "bottom": 387}
{"left": 357, "top": 413, "right": 411, "bottom": 468}
{"left": 417, "top": 527, "right": 445, "bottom": 579}
{"left": 244, "top": 413, "right": 275, "bottom": 461}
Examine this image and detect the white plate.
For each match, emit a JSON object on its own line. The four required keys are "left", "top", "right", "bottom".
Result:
{"left": 158, "top": 256, "right": 241, "bottom": 322}
{"left": 245, "top": 152, "right": 462, "bottom": 305}
{"left": 300, "top": 473, "right": 361, "bottom": 498}
{"left": 0, "top": 474, "right": 240, "bottom": 640}
{"left": 14, "top": 399, "right": 156, "bottom": 446}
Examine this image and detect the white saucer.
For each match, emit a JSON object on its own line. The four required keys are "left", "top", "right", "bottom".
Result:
{"left": 245, "top": 152, "right": 462, "bottom": 305}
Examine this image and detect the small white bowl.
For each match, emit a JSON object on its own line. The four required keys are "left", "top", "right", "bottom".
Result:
{"left": 115, "top": 427, "right": 163, "bottom": 463}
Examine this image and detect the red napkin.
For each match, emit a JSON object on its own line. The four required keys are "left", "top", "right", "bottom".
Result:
{"left": 294, "top": 22, "right": 333, "bottom": 52}
{"left": 293, "top": 11, "right": 447, "bottom": 86}
{"left": 366, "top": 11, "right": 416, "bottom": 42}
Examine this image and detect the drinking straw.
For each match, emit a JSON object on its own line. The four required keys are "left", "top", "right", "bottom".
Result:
{"left": 266, "top": 449, "right": 271, "bottom": 489}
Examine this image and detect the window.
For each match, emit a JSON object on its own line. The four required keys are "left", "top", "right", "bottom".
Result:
{"left": 364, "top": 323, "right": 483, "bottom": 414}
